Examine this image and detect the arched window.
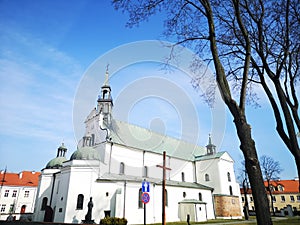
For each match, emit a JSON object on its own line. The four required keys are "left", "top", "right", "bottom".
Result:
{"left": 143, "top": 166, "right": 148, "bottom": 177}
{"left": 183, "top": 192, "right": 186, "bottom": 198}
{"left": 41, "top": 197, "right": 48, "bottom": 210}
{"left": 227, "top": 172, "right": 231, "bottom": 182}
{"left": 181, "top": 172, "right": 185, "bottom": 182}
{"left": 205, "top": 174, "right": 210, "bottom": 181}
{"left": 199, "top": 192, "right": 202, "bottom": 201}
{"left": 138, "top": 188, "right": 143, "bottom": 208}
{"left": 120, "top": 162, "right": 125, "bottom": 174}
{"left": 76, "top": 194, "right": 84, "bottom": 210}
{"left": 165, "top": 189, "right": 168, "bottom": 206}
{"left": 229, "top": 186, "right": 233, "bottom": 195}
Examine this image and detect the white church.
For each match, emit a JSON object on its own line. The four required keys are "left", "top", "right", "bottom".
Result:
{"left": 33, "top": 71, "right": 242, "bottom": 224}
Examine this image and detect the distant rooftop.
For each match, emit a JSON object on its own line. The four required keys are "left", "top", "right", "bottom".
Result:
{"left": 0, "top": 171, "right": 40, "bottom": 187}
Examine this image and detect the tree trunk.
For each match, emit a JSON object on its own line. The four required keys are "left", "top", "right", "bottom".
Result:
{"left": 233, "top": 112, "right": 273, "bottom": 225}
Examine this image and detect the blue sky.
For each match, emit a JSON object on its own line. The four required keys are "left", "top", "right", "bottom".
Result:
{"left": 0, "top": 0, "right": 298, "bottom": 180}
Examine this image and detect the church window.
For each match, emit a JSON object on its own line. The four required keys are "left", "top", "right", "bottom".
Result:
{"left": 138, "top": 188, "right": 143, "bottom": 208}
{"left": 181, "top": 172, "right": 185, "bottom": 182}
{"left": 143, "top": 166, "right": 148, "bottom": 177}
{"left": 229, "top": 186, "right": 233, "bottom": 195}
{"left": 76, "top": 194, "right": 84, "bottom": 210}
{"left": 199, "top": 193, "right": 202, "bottom": 201}
{"left": 106, "top": 192, "right": 109, "bottom": 197}
{"left": 165, "top": 189, "right": 168, "bottom": 206}
{"left": 120, "top": 162, "right": 125, "bottom": 174}
{"left": 227, "top": 172, "right": 231, "bottom": 182}
{"left": 205, "top": 174, "right": 210, "bottom": 181}
{"left": 41, "top": 197, "right": 48, "bottom": 210}
{"left": 183, "top": 192, "right": 186, "bottom": 198}
{"left": 91, "top": 134, "right": 95, "bottom": 146}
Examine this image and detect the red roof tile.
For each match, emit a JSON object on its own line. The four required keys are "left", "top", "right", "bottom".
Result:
{"left": 265, "top": 179, "right": 299, "bottom": 194}
{"left": 0, "top": 171, "right": 40, "bottom": 187}
{"left": 240, "top": 179, "right": 299, "bottom": 194}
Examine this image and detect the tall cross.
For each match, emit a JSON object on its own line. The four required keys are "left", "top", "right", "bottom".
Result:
{"left": 156, "top": 151, "right": 171, "bottom": 225}
{"left": 104, "top": 64, "right": 109, "bottom": 85}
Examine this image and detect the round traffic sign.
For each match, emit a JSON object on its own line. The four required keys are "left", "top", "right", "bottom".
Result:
{"left": 141, "top": 192, "right": 150, "bottom": 204}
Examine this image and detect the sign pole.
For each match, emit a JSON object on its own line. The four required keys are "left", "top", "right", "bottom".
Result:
{"left": 144, "top": 203, "right": 146, "bottom": 225}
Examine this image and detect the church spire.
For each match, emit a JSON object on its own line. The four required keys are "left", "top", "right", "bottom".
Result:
{"left": 97, "top": 66, "right": 113, "bottom": 125}
{"left": 206, "top": 134, "right": 216, "bottom": 155}
{"left": 103, "top": 64, "right": 109, "bottom": 86}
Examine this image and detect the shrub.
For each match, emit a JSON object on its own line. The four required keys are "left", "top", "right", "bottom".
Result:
{"left": 100, "top": 217, "right": 128, "bottom": 225}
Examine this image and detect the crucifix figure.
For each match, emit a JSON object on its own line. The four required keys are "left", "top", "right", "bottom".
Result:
{"left": 156, "top": 151, "right": 171, "bottom": 225}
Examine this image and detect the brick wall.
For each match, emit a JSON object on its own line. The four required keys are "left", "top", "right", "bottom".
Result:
{"left": 214, "top": 195, "right": 242, "bottom": 217}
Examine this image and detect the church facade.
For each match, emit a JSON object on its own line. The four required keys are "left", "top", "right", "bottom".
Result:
{"left": 33, "top": 72, "right": 242, "bottom": 224}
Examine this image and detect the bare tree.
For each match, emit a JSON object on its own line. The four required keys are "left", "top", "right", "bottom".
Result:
{"left": 238, "top": 160, "right": 250, "bottom": 220}
{"left": 260, "top": 155, "right": 283, "bottom": 216}
{"left": 111, "top": 0, "right": 300, "bottom": 224}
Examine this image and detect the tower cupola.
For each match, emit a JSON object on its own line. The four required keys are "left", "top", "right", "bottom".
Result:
{"left": 206, "top": 134, "right": 216, "bottom": 155}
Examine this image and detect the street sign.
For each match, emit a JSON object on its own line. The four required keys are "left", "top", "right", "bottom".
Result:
{"left": 142, "top": 181, "right": 150, "bottom": 192}
{"left": 141, "top": 192, "right": 150, "bottom": 204}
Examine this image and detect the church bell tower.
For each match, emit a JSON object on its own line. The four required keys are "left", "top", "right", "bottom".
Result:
{"left": 97, "top": 67, "right": 113, "bottom": 125}
{"left": 206, "top": 134, "right": 216, "bottom": 155}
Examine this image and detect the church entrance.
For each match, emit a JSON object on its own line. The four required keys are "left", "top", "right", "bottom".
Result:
{"left": 43, "top": 206, "right": 54, "bottom": 222}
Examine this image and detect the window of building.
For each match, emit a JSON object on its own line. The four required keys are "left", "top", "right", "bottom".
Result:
{"left": 1, "top": 204, "right": 6, "bottom": 212}
{"left": 278, "top": 185, "right": 284, "bottom": 191}
{"left": 12, "top": 190, "right": 17, "bottom": 197}
{"left": 181, "top": 172, "right": 185, "bottom": 182}
{"left": 143, "top": 166, "right": 148, "bottom": 177}
{"left": 205, "top": 174, "right": 210, "bottom": 181}
{"left": 9, "top": 204, "right": 14, "bottom": 213}
{"left": 76, "top": 194, "right": 84, "bottom": 210}
{"left": 270, "top": 185, "right": 275, "bottom": 192}
{"left": 165, "top": 189, "right": 168, "bottom": 206}
{"left": 138, "top": 188, "right": 143, "bottom": 209}
{"left": 250, "top": 197, "right": 253, "bottom": 202}
{"left": 241, "top": 197, "right": 245, "bottom": 202}
{"left": 297, "top": 195, "right": 300, "bottom": 201}
{"left": 229, "top": 185, "right": 233, "bottom": 195}
{"left": 24, "top": 191, "right": 29, "bottom": 198}
{"left": 199, "top": 193, "right": 202, "bottom": 201}
{"left": 272, "top": 196, "right": 276, "bottom": 202}
{"left": 4, "top": 190, "right": 9, "bottom": 197}
{"left": 120, "top": 162, "right": 125, "bottom": 175}
{"left": 281, "top": 196, "right": 285, "bottom": 202}
{"left": 183, "top": 192, "right": 186, "bottom": 198}
{"left": 290, "top": 196, "right": 295, "bottom": 202}
{"left": 41, "top": 197, "right": 48, "bottom": 210}
{"left": 227, "top": 172, "right": 231, "bottom": 182}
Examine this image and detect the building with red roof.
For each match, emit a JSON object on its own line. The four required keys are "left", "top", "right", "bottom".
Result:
{"left": 0, "top": 170, "right": 40, "bottom": 221}
{"left": 240, "top": 178, "right": 300, "bottom": 215}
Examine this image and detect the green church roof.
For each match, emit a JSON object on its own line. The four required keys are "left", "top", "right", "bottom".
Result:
{"left": 70, "top": 146, "right": 100, "bottom": 160}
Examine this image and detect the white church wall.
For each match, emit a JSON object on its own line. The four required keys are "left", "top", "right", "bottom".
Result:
{"left": 169, "top": 160, "right": 194, "bottom": 183}
{"left": 196, "top": 158, "right": 222, "bottom": 193}
{"left": 57, "top": 160, "right": 100, "bottom": 223}
{"left": 34, "top": 169, "right": 60, "bottom": 221}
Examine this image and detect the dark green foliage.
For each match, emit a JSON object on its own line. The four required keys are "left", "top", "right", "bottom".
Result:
{"left": 100, "top": 217, "right": 128, "bottom": 225}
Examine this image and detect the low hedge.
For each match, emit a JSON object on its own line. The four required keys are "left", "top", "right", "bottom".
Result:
{"left": 100, "top": 217, "right": 128, "bottom": 225}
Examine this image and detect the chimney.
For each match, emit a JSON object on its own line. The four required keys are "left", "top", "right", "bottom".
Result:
{"left": 19, "top": 172, "right": 23, "bottom": 179}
